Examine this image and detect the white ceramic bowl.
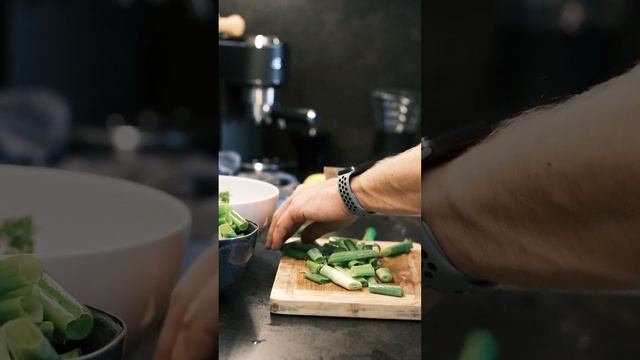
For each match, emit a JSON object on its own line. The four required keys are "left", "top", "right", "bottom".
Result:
{"left": 0, "top": 165, "right": 191, "bottom": 348}
{"left": 218, "top": 175, "right": 279, "bottom": 231}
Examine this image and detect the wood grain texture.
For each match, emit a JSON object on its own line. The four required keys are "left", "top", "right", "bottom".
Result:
{"left": 269, "top": 240, "right": 421, "bottom": 320}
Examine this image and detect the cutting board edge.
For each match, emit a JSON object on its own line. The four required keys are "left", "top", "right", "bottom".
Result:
{"left": 268, "top": 297, "right": 422, "bottom": 321}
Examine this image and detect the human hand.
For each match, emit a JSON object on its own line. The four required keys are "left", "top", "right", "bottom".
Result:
{"left": 266, "top": 178, "right": 356, "bottom": 250}
{"left": 154, "top": 245, "right": 218, "bottom": 360}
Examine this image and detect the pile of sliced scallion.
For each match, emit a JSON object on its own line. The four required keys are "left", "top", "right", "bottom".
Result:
{"left": 0, "top": 254, "right": 94, "bottom": 359}
{"left": 281, "top": 227, "right": 413, "bottom": 297}
{"left": 218, "top": 191, "right": 251, "bottom": 239}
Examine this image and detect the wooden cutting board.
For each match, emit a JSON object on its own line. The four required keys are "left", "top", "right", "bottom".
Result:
{"left": 269, "top": 239, "right": 421, "bottom": 320}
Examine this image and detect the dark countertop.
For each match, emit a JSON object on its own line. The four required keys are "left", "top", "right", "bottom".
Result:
{"left": 219, "top": 216, "right": 423, "bottom": 360}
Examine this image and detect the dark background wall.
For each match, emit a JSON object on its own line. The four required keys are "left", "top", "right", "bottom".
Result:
{"left": 2, "top": 0, "right": 218, "bottom": 134}
{"left": 423, "top": 0, "right": 640, "bottom": 139}
{"left": 219, "top": 0, "right": 421, "bottom": 165}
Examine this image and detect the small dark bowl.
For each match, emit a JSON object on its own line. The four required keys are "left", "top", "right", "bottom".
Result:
{"left": 219, "top": 220, "right": 259, "bottom": 292}
{"left": 54, "top": 306, "right": 127, "bottom": 359}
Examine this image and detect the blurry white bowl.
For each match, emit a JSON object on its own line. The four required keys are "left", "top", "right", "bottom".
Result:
{"left": 0, "top": 165, "right": 191, "bottom": 349}
{"left": 218, "top": 175, "right": 279, "bottom": 231}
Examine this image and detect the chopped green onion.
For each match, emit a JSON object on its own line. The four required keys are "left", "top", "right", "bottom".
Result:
{"left": 306, "top": 248, "right": 326, "bottom": 264}
{"left": 0, "top": 255, "right": 43, "bottom": 296}
{"left": 219, "top": 191, "right": 230, "bottom": 204}
{"left": 362, "top": 227, "right": 377, "bottom": 241}
{"left": 343, "top": 239, "right": 357, "bottom": 251}
{"left": 333, "top": 266, "right": 352, "bottom": 277}
{"left": 0, "top": 296, "right": 43, "bottom": 325}
{"left": 60, "top": 348, "right": 83, "bottom": 359}
{"left": 306, "top": 260, "right": 323, "bottom": 274}
{"left": 367, "top": 277, "right": 378, "bottom": 286}
{"left": 228, "top": 209, "right": 249, "bottom": 232}
{"left": 350, "top": 264, "right": 376, "bottom": 278}
{"left": 283, "top": 241, "right": 317, "bottom": 252}
{"left": 369, "top": 258, "right": 381, "bottom": 269}
{"left": 381, "top": 239, "right": 413, "bottom": 257}
{"left": 0, "top": 330, "right": 9, "bottom": 360}
{"left": 218, "top": 224, "right": 237, "bottom": 239}
{"left": 282, "top": 246, "right": 308, "bottom": 260}
{"left": 347, "top": 260, "right": 365, "bottom": 268}
{"left": 353, "top": 277, "right": 368, "bottom": 287}
{"left": 327, "top": 250, "right": 378, "bottom": 264}
{"left": 376, "top": 267, "right": 393, "bottom": 283}
{"left": 3, "top": 318, "right": 58, "bottom": 360}
{"left": 37, "top": 321, "right": 54, "bottom": 342}
{"left": 304, "top": 272, "right": 330, "bottom": 285}
{"left": 369, "top": 284, "right": 403, "bottom": 297}
{"left": 38, "top": 274, "right": 94, "bottom": 341}
{"left": 319, "top": 266, "right": 362, "bottom": 291}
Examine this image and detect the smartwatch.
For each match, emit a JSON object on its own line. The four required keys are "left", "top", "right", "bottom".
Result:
{"left": 337, "top": 160, "right": 376, "bottom": 216}
{"left": 422, "top": 122, "right": 497, "bottom": 293}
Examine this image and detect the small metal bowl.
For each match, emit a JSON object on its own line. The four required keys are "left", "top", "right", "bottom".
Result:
{"left": 54, "top": 306, "right": 127, "bottom": 360}
{"left": 219, "top": 220, "right": 259, "bottom": 292}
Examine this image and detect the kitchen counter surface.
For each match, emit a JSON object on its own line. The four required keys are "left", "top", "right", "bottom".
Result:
{"left": 219, "top": 216, "right": 423, "bottom": 360}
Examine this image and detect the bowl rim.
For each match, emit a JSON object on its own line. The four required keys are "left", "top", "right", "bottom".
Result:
{"left": 76, "top": 305, "right": 127, "bottom": 360}
{"left": 219, "top": 219, "right": 259, "bottom": 242}
{"left": 218, "top": 175, "right": 279, "bottom": 206}
{"left": 0, "top": 165, "right": 192, "bottom": 259}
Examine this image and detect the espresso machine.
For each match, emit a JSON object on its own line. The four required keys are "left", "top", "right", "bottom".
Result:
{"left": 219, "top": 34, "right": 319, "bottom": 165}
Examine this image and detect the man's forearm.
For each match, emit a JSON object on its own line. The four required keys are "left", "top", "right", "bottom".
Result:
{"left": 423, "top": 64, "right": 640, "bottom": 290}
{"left": 352, "top": 144, "right": 422, "bottom": 215}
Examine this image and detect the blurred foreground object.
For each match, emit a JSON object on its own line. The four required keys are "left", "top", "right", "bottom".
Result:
{"left": 219, "top": 14, "right": 245, "bottom": 37}
{"left": 0, "top": 90, "right": 70, "bottom": 165}
{"left": 458, "top": 328, "right": 500, "bottom": 360}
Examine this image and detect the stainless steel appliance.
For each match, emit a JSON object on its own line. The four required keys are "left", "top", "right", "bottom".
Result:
{"left": 219, "top": 34, "right": 319, "bottom": 162}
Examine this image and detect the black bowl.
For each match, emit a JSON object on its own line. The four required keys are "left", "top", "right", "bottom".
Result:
{"left": 219, "top": 220, "right": 259, "bottom": 292}
{"left": 54, "top": 306, "right": 127, "bottom": 359}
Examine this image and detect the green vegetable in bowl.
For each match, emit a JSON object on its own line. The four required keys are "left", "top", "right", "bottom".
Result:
{"left": 0, "top": 255, "right": 95, "bottom": 359}
{"left": 219, "top": 191, "right": 230, "bottom": 204}
{"left": 0, "top": 216, "right": 34, "bottom": 255}
{"left": 218, "top": 193, "right": 252, "bottom": 239}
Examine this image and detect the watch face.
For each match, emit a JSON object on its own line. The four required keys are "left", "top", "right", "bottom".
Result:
{"left": 337, "top": 166, "right": 355, "bottom": 176}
